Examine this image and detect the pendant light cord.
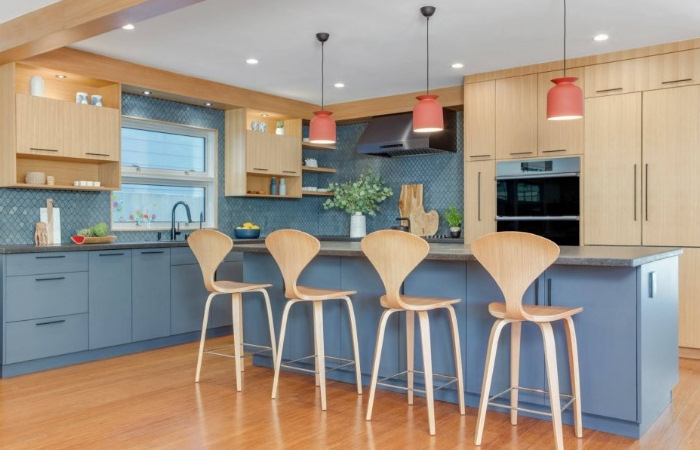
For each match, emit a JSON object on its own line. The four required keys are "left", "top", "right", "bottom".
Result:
{"left": 321, "top": 41, "right": 325, "bottom": 109}
{"left": 563, "top": 0, "right": 567, "bottom": 77}
{"left": 426, "top": 15, "right": 430, "bottom": 95}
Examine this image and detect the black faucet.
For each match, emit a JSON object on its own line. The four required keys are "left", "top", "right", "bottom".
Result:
{"left": 171, "top": 201, "right": 192, "bottom": 241}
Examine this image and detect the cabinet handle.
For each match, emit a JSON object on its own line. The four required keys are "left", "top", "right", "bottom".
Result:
{"left": 35, "top": 255, "right": 66, "bottom": 259}
{"left": 633, "top": 164, "right": 637, "bottom": 221}
{"left": 29, "top": 147, "right": 59, "bottom": 152}
{"left": 85, "top": 152, "right": 110, "bottom": 157}
{"left": 509, "top": 151, "right": 533, "bottom": 156}
{"left": 542, "top": 149, "right": 566, "bottom": 153}
{"left": 546, "top": 278, "right": 552, "bottom": 306}
{"left": 99, "top": 252, "right": 125, "bottom": 256}
{"left": 36, "top": 319, "right": 66, "bottom": 326}
{"left": 534, "top": 279, "right": 539, "bottom": 305}
{"left": 35, "top": 276, "right": 66, "bottom": 282}
{"left": 645, "top": 164, "right": 649, "bottom": 221}
{"left": 596, "top": 87, "right": 623, "bottom": 93}
{"left": 141, "top": 250, "right": 164, "bottom": 254}
{"left": 282, "top": 170, "right": 297, "bottom": 174}
{"left": 662, "top": 78, "right": 692, "bottom": 85}
{"left": 477, "top": 171, "right": 481, "bottom": 221}
{"left": 252, "top": 168, "right": 269, "bottom": 171}
{"left": 649, "top": 271, "right": 658, "bottom": 298}
{"left": 470, "top": 154, "right": 491, "bottom": 158}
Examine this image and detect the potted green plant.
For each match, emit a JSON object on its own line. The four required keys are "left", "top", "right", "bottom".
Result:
{"left": 275, "top": 121, "right": 285, "bottom": 135}
{"left": 323, "top": 169, "right": 393, "bottom": 237}
{"left": 445, "top": 205, "right": 463, "bottom": 238}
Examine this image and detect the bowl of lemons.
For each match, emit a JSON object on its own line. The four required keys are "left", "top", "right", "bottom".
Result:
{"left": 234, "top": 222, "right": 261, "bottom": 239}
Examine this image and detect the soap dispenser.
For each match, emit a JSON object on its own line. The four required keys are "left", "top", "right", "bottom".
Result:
{"left": 279, "top": 178, "right": 286, "bottom": 196}
{"left": 270, "top": 177, "right": 277, "bottom": 195}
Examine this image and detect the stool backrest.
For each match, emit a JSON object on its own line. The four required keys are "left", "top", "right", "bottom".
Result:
{"left": 188, "top": 229, "right": 234, "bottom": 292}
{"left": 266, "top": 229, "right": 320, "bottom": 299}
{"left": 361, "top": 230, "right": 430, "bottom": 309}
{"left": 471, "top": 232, "right": 560, "bottom": 321}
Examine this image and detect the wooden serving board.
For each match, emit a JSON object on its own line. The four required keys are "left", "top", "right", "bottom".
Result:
{"left": 398, "top": 184, "right": 423, "bottom": 220}
{"left": 398, "top": 184, "right": 439, "bottom": 236}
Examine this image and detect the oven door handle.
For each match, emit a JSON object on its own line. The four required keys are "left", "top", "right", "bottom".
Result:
{"left": 495, "top": 172, "right": 580, "bottom": 180}
{"left": 496, "top": 216, "right": 580, "bottom": 221}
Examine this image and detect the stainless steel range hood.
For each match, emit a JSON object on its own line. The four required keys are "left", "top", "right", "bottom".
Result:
{"left": 356, "top": 110, "right": 457, "bottom": 157}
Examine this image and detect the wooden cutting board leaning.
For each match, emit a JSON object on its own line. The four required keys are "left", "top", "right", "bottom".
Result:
{"left": 398, "top": 184, "right": 439, "bottom": 236}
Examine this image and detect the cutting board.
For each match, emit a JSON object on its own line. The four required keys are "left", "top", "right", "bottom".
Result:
{"left": 398, "top": 184, "right": 439, "bottom": 236}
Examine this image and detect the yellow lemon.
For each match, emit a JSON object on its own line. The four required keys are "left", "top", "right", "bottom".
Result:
{"left": 242, "top": 222, "right": 254, "bottom": 228}
{"left": 251, "top": 225, "right": 260, "bottom": 230}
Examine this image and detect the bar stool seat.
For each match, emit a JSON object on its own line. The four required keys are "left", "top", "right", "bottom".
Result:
{"left": 212, "top": 280, "right": 271, "bottom": 292}
{"left": 385, "top": 295, "right": 461, "bottom": 310}
{"left": 488, "top": 303, "right": 583, "bottom": 321}
{"left": 295, "top": 285, "right": 357, "bottom": 299}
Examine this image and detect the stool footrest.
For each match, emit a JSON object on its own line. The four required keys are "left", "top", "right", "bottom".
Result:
{"left": 280, "top": 354, "right": 358, "bottom": 376}
{"left": 488, "top": 386, "right": 576, "bottom": 417}
{"left": 204, "top": 342, "right": 274, "bottom": 358}
{"left": 376, "top": 369, "right": 459, "bottom": 394}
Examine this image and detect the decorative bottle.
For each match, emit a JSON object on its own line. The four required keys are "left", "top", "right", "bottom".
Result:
{"left": 270, "top": 177, "right": 277, "bottom": 195}
{"left": 279, "top": 178, "right": 286, "bottom": 196}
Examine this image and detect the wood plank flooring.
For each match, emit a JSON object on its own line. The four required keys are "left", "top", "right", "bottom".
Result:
{"left": 1, "top": 336, "right": 699, "bottom": 449}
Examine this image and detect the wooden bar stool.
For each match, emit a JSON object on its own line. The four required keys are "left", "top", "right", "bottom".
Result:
{"left": 361, "top": 230, "right": 465, "bottom": 436}
{"left": 471, "top": 231, "right": 583, "bottom": 450}
{"left": 265, "top": 229, "right": 362, "bottom": 410}
{"left": 188, "top": 229, "right": 277, "bottom": 392}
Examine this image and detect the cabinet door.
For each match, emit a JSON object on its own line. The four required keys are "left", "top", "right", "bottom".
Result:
{"left": 583, "top": 93, "right": 642, "bottom": 245}
{"left": 246, "top": 130, "right": 273, "bottom": 174}
{"left": 171, "top": 262, "right": 211, "bottom": 335}
{"left": 645, "top": 49, "right": 700, "bottom": 91}
{"left": 584, "top": 58, "right": 647, "bottom": 98}
{"left": 88, "top": 250, "right": 132, "bottom": 349}
{"left": 64, "top": 103, "right": 120, "bottom": 161}
{"left": 679, "top": 248, "right": 700, "bottom": 349}
{"left": 495, "top": 74, "right": 537, "bottom": 159}
{"left": 537, "top": 68, "right": 584, "bottom": 156}
{"left": 464, "top": 160, "right": 496, "bottom": 244}
{"left": 642, "top": 85, "right": 700, "bottom": 246}
{"left": 274, "top": 135, "right": 302, "bottom": 176}
{"left": 15, "top": 94, "right": 64, "bottom": 156}
{"left": 464, "top": 81, "right": 495, "bottom": 160}
{"left": 132, "top": 249, "right": 171, "bottom": 341}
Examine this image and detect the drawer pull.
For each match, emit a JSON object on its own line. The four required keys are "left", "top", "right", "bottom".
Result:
{"left": 542, "top": 149, "right": 566, "bottom": 153}
{"left": 99, "top": 252, "right": 125, "bottom": 256}
{"left": 141, "top": 250, "right": 165, "bottom": 254}
{"left": 470, "top": 154, "right": 492, "bottom": 158}
{"left": 35, "top": 276, "right": 66, "bottom": 282}
{"left": 662, "top": 78, "right": 692, "bottom": 85}
{"left": 252, "top": 168, "right": 269, "bottom": 171}
{"left": 35, "top": 255, "right": 66, "bottom": 259}
{"left": 596, "top": 87, "right": 623, "bottom": 93}
{"left": 509, "top": 151, "right": 533, "bottom": 155}
{"left": 282, "top": 170, "right": 297, "bottom": 174}
{"left": 36, "top": 319, "right": 66, "bottom": 326}
{"left": 86, "top": 152, "right": 110, "bottom": 157}
{"left": 29, "top": 147, "right": 59, "bottom": 152}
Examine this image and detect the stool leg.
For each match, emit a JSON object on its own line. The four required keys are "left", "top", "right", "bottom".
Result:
{"left": 540, "top": 322, "right": 564, "bottom": 450}
{"left": 195, "top": 292, "right": 217, "bottom": 383}
{"left": 313, "top": 301, "right": 327, "bottom": 411}
{"left": 406, "top": 310, "right": 415, "bottom": 405}
{"left": 342, "top": 296, "right": 363, "bottom": 395}
{"left": 417, "top": 311, "right": 435, "bottom": 436}
{"left": 446, "top": 305, "right": 465, "bottom": 415}
{"left": 231, "top": 292, "right": 243, "bottom": 392}
{"left": 272, "top": 299, "right": 296, "bottom": 400}
{"left": 475, "top": 319, "right": 508, "bottom": 446}
{"left": 564, "top": 316, "right": 583, "bottom": 438}
{"left": 367, "top": 309, "right": 394, "bottom": 421}
{"left": 238, "top": 294, "right": 245, "bottom": 372}
{"left": 259, "top": 289, "right": 278, "bottom": 369}
{"left": 510, "top": 321, "right": 522, "bottom": 425}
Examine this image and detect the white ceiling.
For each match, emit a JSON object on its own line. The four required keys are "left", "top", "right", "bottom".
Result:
{"left": 5, "top": 0, "right": 700, "bottom": 105}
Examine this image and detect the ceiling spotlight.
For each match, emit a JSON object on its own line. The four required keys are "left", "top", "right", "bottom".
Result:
{"left": 334, "top": 83, "right": 345, "bottom": 88}
{"left": 246, "top": 58, "right": 259, "bottom": 65}
{"left": 143, "top": 90, "right": 151, "bottom": 95}
{"left": 593, "top": 34, "right": 609, "bottom": 42}
{"left": 205, "top": 102, "right": 212, "bottom": 107}
{"left": 55, "top": 74, "right": 67, "bottom": 79}
{"left": 122, "top": 24, "right": 135, "bottom": 30}
{"left": 261, "top": 113, "right": 269, "bottom": 117}
{"left": 451, "top": 63, "right": 464, "bottom": 69}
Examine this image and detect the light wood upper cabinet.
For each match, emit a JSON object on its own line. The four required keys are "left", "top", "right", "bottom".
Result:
{"left": 464, "top": 81, "right": 495, "bottom": 160}
{"left": 583, "top": 93, "right": 642, "bottom": 246}
{"left": 645, "top": 49, "right": 700, "bottom": 91}
{"left": 275, "top": 135, "right": 301, "bottom": 176}
{"left": 537, "top": 68, "right": 584, "bottom": 156}
{"left": 15, "top": 94, "right": 64, "bottom": 157}
{"left": 642, "top": 85, "right": 700, "bottom": 247}
{"left": 495, "top": 74, "right": 538, "bottom": 159}
{"left": 63, "top": 102, "right": 120, "bottom": 161}
{"left": 464, "top": 159, "right": 496, "bottom": 244}
{"left": 245, "top": 131, "right": 273, "bottom": 174}
{"left": 584, "top": 58, "right": 648, "bottom": 98}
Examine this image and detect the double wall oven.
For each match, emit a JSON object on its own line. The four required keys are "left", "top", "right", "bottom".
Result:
{"left": 496, "top": 157, "right": 580, "bottom": 245}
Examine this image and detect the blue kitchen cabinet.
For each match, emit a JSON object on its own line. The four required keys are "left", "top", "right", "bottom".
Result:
{"left": 132, "top": 248, "right": 171, "bottom": 341}
{"left": 170, "top": 247, "right": 210, "bottom": 335}
{"left": 88, "top": 250, "right": 132, "bottom": 349}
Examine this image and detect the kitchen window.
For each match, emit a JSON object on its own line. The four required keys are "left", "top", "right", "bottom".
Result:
{"left": 112, "top": 117, "right": 217, "bottom": 231}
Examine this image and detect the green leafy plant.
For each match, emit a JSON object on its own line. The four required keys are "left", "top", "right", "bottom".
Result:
{"left": 276, "top": 121, "right": 284, "bottom": 128}
{"left": 77, "top": 222, "right": 109, "bottom": 237}
{"left": 445, "top": 206, "right": 463, "bottom": 228}
{"left": 323, "top": 169, "right": 393, "bottom": 216}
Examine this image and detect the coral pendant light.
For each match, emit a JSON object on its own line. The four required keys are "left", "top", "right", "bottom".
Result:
{"left": 413, "top": 6, "right": 444, "bottom": 133}
{"left": 547, "top": 0, "right": 583, "bottom": 120}
{"left": 309, "top": 32, "right": 336, "bottom": 144}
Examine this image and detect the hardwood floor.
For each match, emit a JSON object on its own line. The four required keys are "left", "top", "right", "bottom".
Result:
{"left": 1, "top": 337, "right": 699, "bottom": 449}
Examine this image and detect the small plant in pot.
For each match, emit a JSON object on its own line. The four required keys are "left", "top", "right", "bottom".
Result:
{"left": 275, "top": 121, "right": 284, "bottom": 135}
{"left": 445, "top": 206, "right": 463, "bottom": 238}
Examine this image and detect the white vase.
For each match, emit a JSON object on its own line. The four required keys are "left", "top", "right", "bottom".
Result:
{"left": 276, "top": 127, "right": 284, "bottom": 135}
{"left": 29, "top": 75, "right": 44, "bottom": 96}
{"left": 349, "top": 212, "right": 366, "bottom": 238}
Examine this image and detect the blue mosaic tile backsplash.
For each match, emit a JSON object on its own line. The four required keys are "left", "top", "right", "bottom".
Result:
{"left": 0, "top": 94, "right": 463, "bottom": 244}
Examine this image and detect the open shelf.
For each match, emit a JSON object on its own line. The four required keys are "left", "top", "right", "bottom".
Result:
{"left": 9, "top": 183, "right": 113, "bottom": 191}
{"left": 302, "top": 166, "right": 336, "bottom": 173}
{"left": 302, "top": 191, "right": 334, "bottom": 196}
{"left": 302, "top": 142, "right": 336, "bottom": 150}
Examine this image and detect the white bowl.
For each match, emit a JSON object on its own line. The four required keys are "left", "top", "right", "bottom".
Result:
{"left": 25, "top": 172, "right": 46, "bottom": 185}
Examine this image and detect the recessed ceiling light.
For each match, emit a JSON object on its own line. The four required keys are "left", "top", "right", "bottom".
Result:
{"left": 261, "top": 113, "right": 269, "bottom": 117}
{"left": 246, "top": 58, "right": 259, "bottom": 65}
{"left": 205, "top": 102, "right": 212, "bottom": 107}
{"left": 122, "top": 24, "right": 135, "bottom": 31}
{"left": 143, "top": 90, "right": 151, "bottom": 95}
{"left": 334, "top": 83, "right": 345, "bottom": 88}
{"left": 451, "top": 63, "right": 464, "bottom": 69}
{"left": 55, "top": 74, "right": 67, "bottom": 79}
{"left": 593, "top": 34, "right": 609, "bottom": 42}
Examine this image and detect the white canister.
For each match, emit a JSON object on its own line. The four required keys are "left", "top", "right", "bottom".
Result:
{"left": 349, "top": 212, "right": 366, "bottom": 238}
{"left": 29, "top": 75, "right": 44, "bottom": 96}
{"left": 76, "top": 92, "right": 88, "bottom": 104}
{"left": 91, "top": 95, "right": 103, "bottom": 106}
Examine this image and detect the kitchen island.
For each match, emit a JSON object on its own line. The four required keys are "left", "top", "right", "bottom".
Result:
{"left": 235, "top": 241, "right": 681, "bottom": 439}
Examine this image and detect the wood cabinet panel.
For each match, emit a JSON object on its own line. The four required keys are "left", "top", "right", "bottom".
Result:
{"left": 584, "top": 58, "right": 648, "bottom": 98}
{"left": 15, "top": 94, "right": 63, "bottom": 156}
{"left": 583, "top": 93, "right": 642, "bottom": 245}
{"left": 495, "top": 74, "right": 537, "bottom": 159}
{"left": 64, "top": 103, "right": 120, "bottom": 161}
{"left": 537, "top": 68, "right": 584, "bottom": 156}
{"left": 276, "top": 135, "right": 301, "bottom": 176}
{"left": 464, "top": 81, "right": 495, "bottom": 160}
{"left": 245, "top": 130, "right": 273, "bottom": 174}
{"left": 645, "top": 49, "right": 700, "bottom": 91}
{"left": 679, "top": 248, "right": 700, "bottom": 348}
{"left": 464, "top": 159, "right": 496, "bottom": 244}
{"left": 642, "top": 85, "right": 700, "bottom": 246}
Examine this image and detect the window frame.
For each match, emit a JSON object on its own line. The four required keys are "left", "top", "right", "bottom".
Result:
{"left": 112, "top": 116, "right": 218, "bottom": 232}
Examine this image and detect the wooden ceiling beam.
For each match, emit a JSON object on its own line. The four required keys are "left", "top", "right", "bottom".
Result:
{"left": 0, "top": 0, "right": 207, "bottom": 65}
